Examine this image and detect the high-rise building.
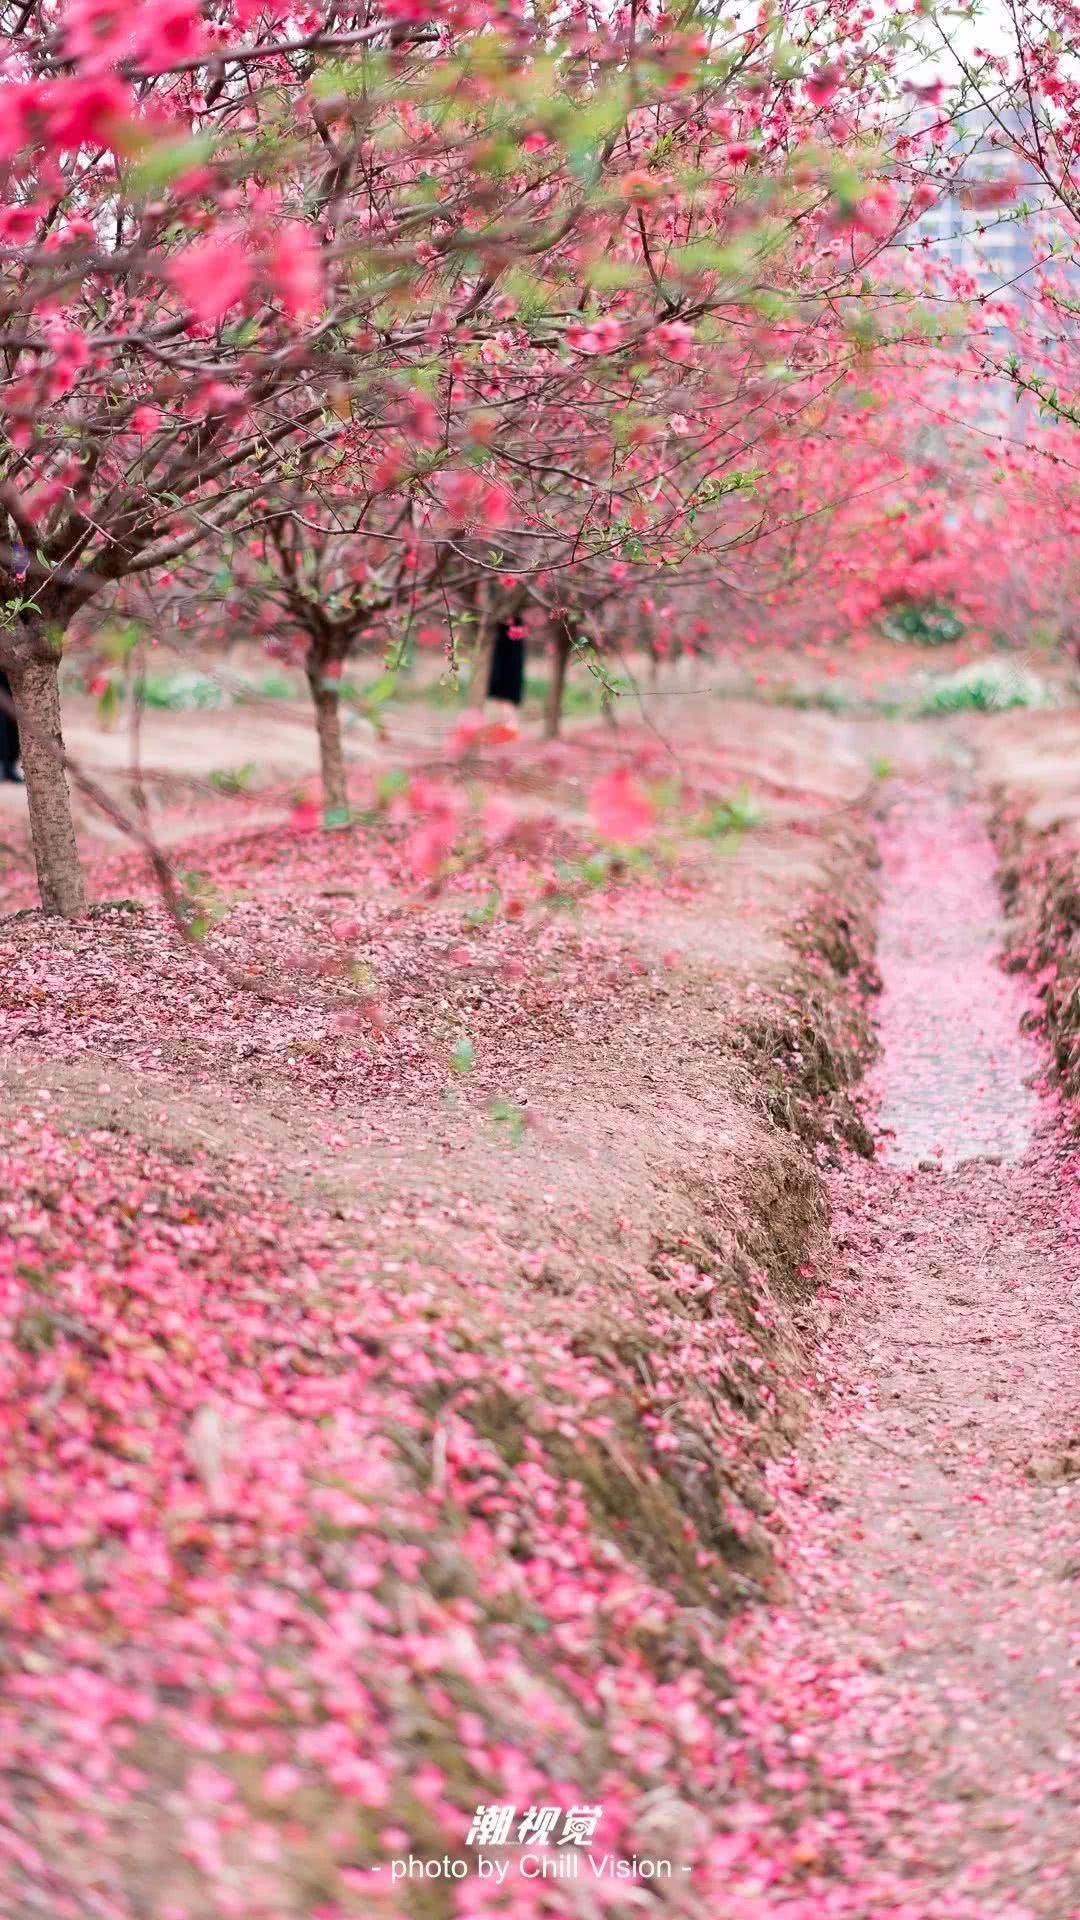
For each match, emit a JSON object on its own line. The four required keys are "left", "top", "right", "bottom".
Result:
{"left": 906, "top": 105, "right": 1072, "bottom": 439}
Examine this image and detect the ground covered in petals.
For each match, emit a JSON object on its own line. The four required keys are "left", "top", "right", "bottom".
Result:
{"left": 3, "top": 693, "right": 1078, "bottom": 1919}
{"left": 0, "top": 702, "right": 879, "bottom": 1919}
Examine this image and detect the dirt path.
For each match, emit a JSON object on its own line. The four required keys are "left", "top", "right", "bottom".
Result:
{"left": 869, "top": 786, "right": 1040, "bottom": 1167}
{"left": 724, "top": 765, "right": 1080, "bottom": 1918}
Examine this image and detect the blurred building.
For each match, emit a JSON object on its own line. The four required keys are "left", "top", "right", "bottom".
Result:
{"left": 909, "top": 105, "right": 1073, "bottom": 441}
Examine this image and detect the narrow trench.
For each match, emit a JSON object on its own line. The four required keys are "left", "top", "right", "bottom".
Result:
{"left": 870, "top": 784, "right": 1040, "bottom": 1171}
{"left": 727, "top": 776, "right": 1080, "bottom": 1918}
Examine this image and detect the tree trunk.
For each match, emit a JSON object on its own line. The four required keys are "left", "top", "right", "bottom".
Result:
{"left": 8, "top": 653, "right": 85, "bottom": 917}
{"left": 467, "top": 605, "right": 497, "bottom": 708}
{"left": 307, "top": 665, "right": 347, "bottom": 816}
{"left": 544, "top": 621, "right": 572, "bottom": 739}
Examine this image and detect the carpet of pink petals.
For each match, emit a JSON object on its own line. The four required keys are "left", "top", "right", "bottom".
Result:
{"left": 0, "top": 740, "right": 847, "bottom": 1919}
{"left": 0, "top": 743, "right": 1076, "bottom": 1919}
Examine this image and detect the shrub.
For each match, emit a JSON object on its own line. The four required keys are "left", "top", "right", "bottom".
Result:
{"left": 880, "top": 598, "right": 966, "bottom": 647}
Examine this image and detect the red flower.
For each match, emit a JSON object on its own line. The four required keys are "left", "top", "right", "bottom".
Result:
{"left": 288, "top": 798, "right": 321, "bottom": 833}
{"left": 45, "top": 76, "right": 130, "bottom": 150}
{"left": 0, "top": 204, "right": 41, "bottom": 243}
{"left": 964, "top": 176, "right": 1021, "bottom": 210}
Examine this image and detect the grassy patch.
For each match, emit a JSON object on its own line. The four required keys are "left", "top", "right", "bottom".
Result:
{"left": 698, "top": 786, "right": 764, "bottom": 840}
{"left": 139, "top": 671, "right": 231, "bottom": 711}
{"left": 918, "top": 661, "right": 1051, "bottom": 715}
{"left": 208, "top": 763, "right": 258, "bottom": 794}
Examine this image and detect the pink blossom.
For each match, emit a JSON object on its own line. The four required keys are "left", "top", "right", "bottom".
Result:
{"left": 652, "top": 319, "right": 694, "bottom": 361}
{"left": 403, "top": 776, "right": 463, "bottom": 877}
{"left": 448, "top": 710, "right": 487, "bottom": 755}
{"left": 0, "top": 204, "right": 41, "bottom": 244}
{"left": 267, "top": 221, "right": 324, "bottom": 320}
{"left": 574, "top": 317, "right": 623, "bottom": 355}
{"left": 588, "top": 767, "right": 655, "bottom": 844}
{"left": 169, "top": 234, "right": 253, "bottom": 325}
{"left": 45, "top": 75, "right": 130, "bottom": 150}
{"left": 438, "top": 471, "right": 510, "bottom": 531}
{"left": 63, "top": 0, "right": 131, "bottom": 67}
{"left": 136, "top": 0, "right": 204, "bottom": 73}
{"left": 806, "top": 60, "right": 846, "bottom": 108}
{"left": 263, "top": 1764, "right": 304, "bottom": 1800}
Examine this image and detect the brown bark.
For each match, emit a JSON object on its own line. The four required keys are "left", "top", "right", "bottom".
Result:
{"left": 544, "top": 620, "right": 572, "bottom": 739}
{"left": 466, "top": 604, "right": 497, "bottom": 708}
{"left": 306, "top": 659, "right": 348, "bottom": 816}
{"left": 8, "top": 651, "right": 86, "bottom": 917}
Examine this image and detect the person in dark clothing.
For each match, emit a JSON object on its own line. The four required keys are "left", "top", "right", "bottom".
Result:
{"left": 0, "top": 670, "right": 22, "bottom": 782}
{"left": 486, "top": 619, "right": 525, "bottom": 709}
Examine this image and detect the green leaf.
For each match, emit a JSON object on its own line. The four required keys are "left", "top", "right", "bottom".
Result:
{"left": 587, "top": 258, "right": 640, "bottom": 290}
{"left": 311, "top": 53, "right": 386, "bottom": 98}
{"left": 355, "top": 672, "right": 399, "bottom": 710}
{"left": 490, "top": 1099, "right": 527, "bottom": 1146}
{"left": 698, "top": 787, "right": 763, "bottom": 838}
{"left": 376, "top": 767, "right": 409, "bottom": 804}
{"left": 101, "top": 621, "right": 142, "bottom": 664}
{"left": 126, "top": 133, "right": 217, "bottom": 196}
{"left": 208, "top": 762, "right": 256, "bottom": 795}
{"left": 465, "top": 890, "right": 500, "bottom": 927}
{"left": 450, "top": 1037, "right": 475, "bottom": 1075}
